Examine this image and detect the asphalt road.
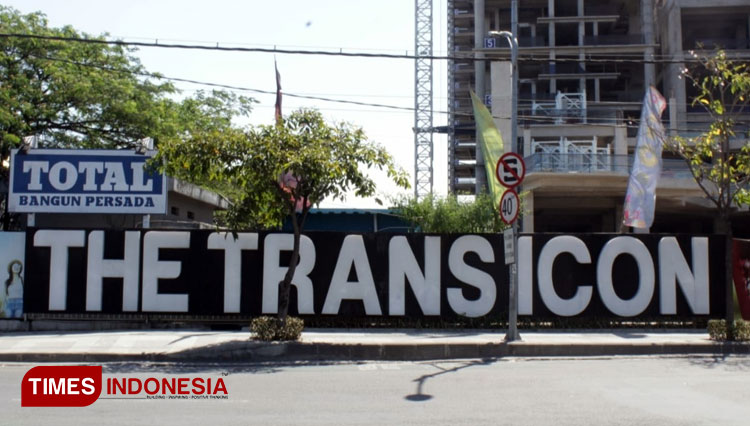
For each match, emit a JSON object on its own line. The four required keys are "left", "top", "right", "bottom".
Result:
{"left": 2, "top": 356, "right": 750, "bottom": 426}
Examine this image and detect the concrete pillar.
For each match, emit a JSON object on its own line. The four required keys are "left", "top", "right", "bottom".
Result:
{"left": 523, "top": 127, "right": 532, "bottom": 157}
{"left": 578, "top": 0, "right": 586, "bottom": 93}
{"left": 522, "top": 191, "right": 534, "bottom": 233}
{"left": 663, "top": 3, "right": 686, "bottom": 131}
{"left": 614, "top": 125, "right": 628, "bottom": 156}
{"left": 475, "top": 0, "right": 487, "bottom": 194}
{"left": 641, "top": 0, "right": 656, "bottom": 87}
{"left": 594, "top": 78, "right": 600, "bottom": 102}
{"left": 548, "top": 0, "right": 556, "bottom": 94}
{"left": 578, "top": 0, "right": 585, "bottom": 44}
{"left": 491, "top": 61, "right": 513, "bottom": 154}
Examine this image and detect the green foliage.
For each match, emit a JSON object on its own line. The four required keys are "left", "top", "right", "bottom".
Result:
{"left": 0, "top": 5, "right": 173, "bottom": 155}
{"left": 735, "top": 320, "right": 750, "bottom": 341}
{"left": 0, "top": 6, "right": 256, "bottom": 229}
{"left": 159, "top": 108, "right": 410, "bottom": 230}
{"left": 161, "top": 108, "right": 408, "bottom": 323}
{"left": 707, "top": 319, "right": 750, "bottom": 341}
{"left": 391, "top": 192, "right": 509, "bottom": 233}
{"left": 708, "top": 319, "right": 729, "bottom": 340}
{"left": 250, "top": 316, "right": 304, "bottom": 341}
{"left": 665, "top": 50, "right": 750, "bottom": 212}
{"left": 0, "top": 7, "right": 255, "bottom": 186}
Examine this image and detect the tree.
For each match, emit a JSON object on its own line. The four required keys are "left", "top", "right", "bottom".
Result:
{"left": 0, "top": 6, "right": 255, "bottom": 229}
{"left": 664, "top": 49, "right": 750, "bottom": 337}
{"left": 0, "top": 6, "right": 174, "bottom": 152}
{"left": 391, "top": 193, "right": 508, "bottom": 233}
{"left": 158, "top": 108, "right": 410, "bottom": 322}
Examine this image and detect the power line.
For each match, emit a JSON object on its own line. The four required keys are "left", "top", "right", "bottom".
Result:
{"left": 27, "top": 53, "right": 415, "bottom": 112}
{"left": 0, "top": 33, "right": 737, "bottom": 64}
{"left": 22, "top": 52, "right": 726, "bottom": 134}
{"left": 24, "top": 47, "right": 733, "bottom": 112}
{"left": 0, "top": 33, "right": 427, "bottom": 60}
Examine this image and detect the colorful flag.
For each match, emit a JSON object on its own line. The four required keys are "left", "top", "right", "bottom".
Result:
{"left": 274, "top": 59, "right": 282, "bottom": 124}
{"left": 623, "top": 86, "right": 667, "bottom": 229}
{"left": 469, "top": 90, "right": 505, "bottom": 207}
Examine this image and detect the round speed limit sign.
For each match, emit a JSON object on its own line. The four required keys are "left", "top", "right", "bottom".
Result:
{"left": 499, "top": 189, "right": 519, "bottom": 225}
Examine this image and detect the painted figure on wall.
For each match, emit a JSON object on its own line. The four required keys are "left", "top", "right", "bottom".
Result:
{"left": 4, "top": 260, "right": 23, "bottom": 318}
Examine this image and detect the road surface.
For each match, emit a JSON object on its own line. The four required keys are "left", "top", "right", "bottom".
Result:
{"left": 2, "top": 356, "right": 749, "bottom": 425}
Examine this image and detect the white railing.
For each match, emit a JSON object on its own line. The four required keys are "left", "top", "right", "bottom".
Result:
{"left": 531, "top": 137, "right": 611, "bottom": 171}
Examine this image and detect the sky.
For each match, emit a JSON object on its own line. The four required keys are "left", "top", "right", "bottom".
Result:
{"left": 3, "top": 0, "right": 450, "bottom": 208}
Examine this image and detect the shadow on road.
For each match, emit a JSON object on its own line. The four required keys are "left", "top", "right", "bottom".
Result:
{"left": 612, "top": 331, "right": 647, "bottom": 339}
{"left": 686, "top": 354, "right": 750, "bottom": 371}
{"left": 405, "top": 358, "right": 497, "bottom": 402}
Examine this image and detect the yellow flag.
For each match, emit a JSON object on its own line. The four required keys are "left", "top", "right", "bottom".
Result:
{"left": 469, "top": 90, "right": 505, "bottom": 206}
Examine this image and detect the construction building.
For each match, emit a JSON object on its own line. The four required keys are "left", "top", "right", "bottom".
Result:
{"left": 446, "top": 0, "right": 750, "bottom": 234}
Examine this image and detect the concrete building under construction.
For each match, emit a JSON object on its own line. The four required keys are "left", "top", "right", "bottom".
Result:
{"left": 446, "top": 0, "right": 750, "bottom": 234}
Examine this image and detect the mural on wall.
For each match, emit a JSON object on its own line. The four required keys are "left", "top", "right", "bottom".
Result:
{"left": 0, "top": 232, "right": 25, "bottom": 318}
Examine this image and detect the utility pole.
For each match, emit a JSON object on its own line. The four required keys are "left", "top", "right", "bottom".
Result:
{"left": 489, "top": 0, "right": 520, "bottom": 342}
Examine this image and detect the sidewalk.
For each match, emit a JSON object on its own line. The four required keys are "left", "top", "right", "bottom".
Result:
{"left": 1, "top": 328, "right": 749, "bottom": 362}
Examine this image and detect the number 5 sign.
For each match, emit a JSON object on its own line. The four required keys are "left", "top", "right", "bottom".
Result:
{"left": 496, "top": 152, "right": 525, "bottom": 189}
{"left": 499, "top": 189, "right": 520, "bottom": 225}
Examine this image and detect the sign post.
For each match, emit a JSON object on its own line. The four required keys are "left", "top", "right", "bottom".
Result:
{"left": 503, "top": 228, "right": 515, "bottom": 265}
{"left": 496, "top": 152, "right": 525, "bottom": 342}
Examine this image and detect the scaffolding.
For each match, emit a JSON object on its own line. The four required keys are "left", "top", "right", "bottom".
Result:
{"left": 414, "top": 0, "right": 434, "bottom": 199}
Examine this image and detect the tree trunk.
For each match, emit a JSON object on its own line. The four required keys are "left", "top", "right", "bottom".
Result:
{"left": 1, "top": 192, "right": 9, "bottom": 231}
{"left": 277, "top": 214, "right": 302, "bottom": 325}
{"left": 716, "top": 214, "right": 735, "bottom": 340}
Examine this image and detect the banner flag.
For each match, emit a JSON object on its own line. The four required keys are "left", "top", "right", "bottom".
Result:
{"left": 623, "top": 86, "right": 667, "bottom": 228}
{"left": 274, "top": 58, "right": 282, "bottom": 124}
{"left": 470, "top": 90, "right": 505, "bottom": 207}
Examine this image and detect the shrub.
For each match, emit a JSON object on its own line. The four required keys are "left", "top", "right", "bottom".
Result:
{"left": 707, "top": 319, "right": 728, "bottom": 341}
{"left": 250, "top": 316, "right": 304, "bottom": 341}
{"left": 707, "top": 319, "right": 750, "bottom": 341}
{"left": 733, "top": 320, "right": 750, "bottom": 342}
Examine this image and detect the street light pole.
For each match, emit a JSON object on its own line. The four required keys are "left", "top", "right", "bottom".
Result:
{"left": 487, "top": 28, "right": 520, "bottom": 342}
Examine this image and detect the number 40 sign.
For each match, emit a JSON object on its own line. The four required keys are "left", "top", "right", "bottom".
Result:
{"left": 499, "top": 189, "right": 519, "bottom": 225}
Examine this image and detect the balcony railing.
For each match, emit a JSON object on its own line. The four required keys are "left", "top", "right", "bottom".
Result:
{"left": 527, "top": 153, "right": 626, "bottom": 173}
{"left": 583, "top": 34, "right": 644, "bottom": 46}
{"left": 484, "top": 36, "right": 547, "bottom": 49}
{"left": 452, "top": 156, "right": 693, "bottom": 188}
{"left": 526, "top": 153, "right": 694, "bottom": 178}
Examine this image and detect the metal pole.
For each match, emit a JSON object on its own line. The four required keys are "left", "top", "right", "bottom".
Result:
{"left": 508, "top": 0, "right": 520, "bottom": 343}
{"left": 474, "top": 0, "right": 486, "bottom": 194}
{"left": 488, "top": 27, "right": 520, "bottom": 342}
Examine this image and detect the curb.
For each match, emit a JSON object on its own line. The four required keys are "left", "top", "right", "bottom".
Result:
{"left": 2, "top": 341, "right": 749, "bottom": 363}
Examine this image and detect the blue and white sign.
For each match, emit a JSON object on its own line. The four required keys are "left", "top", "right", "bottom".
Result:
{"left": 9, "top": 149, "right": 167, "bottom": 214}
